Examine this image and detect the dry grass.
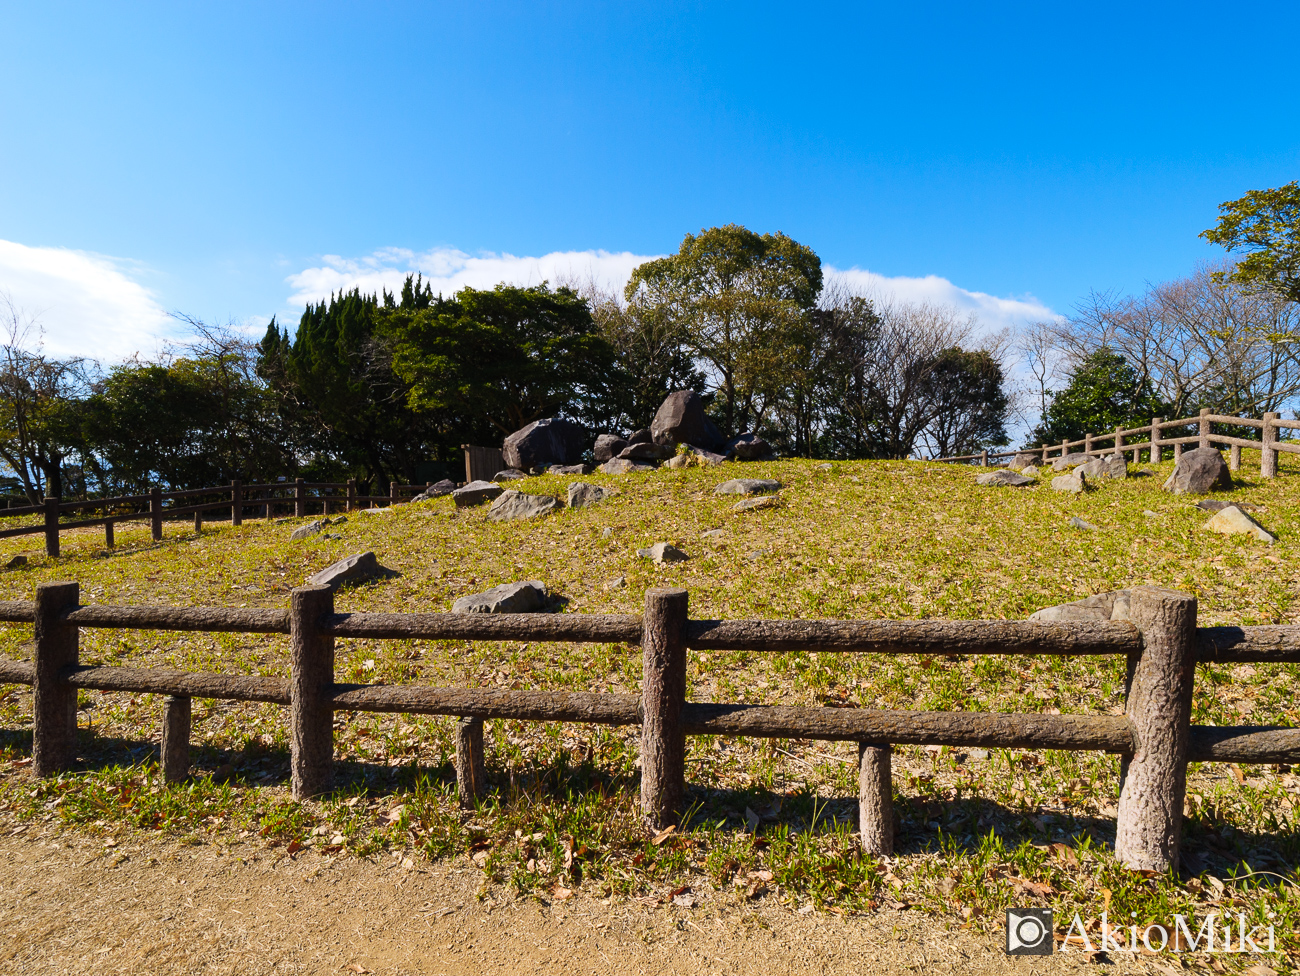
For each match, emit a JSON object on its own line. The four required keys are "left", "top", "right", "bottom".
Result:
{"left": 1, "top": 453, "right": 1299, "bottom": 958}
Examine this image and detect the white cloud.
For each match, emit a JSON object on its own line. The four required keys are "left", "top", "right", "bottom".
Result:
{"left": 0, "top": 240, "right": 177, "bottom": 362}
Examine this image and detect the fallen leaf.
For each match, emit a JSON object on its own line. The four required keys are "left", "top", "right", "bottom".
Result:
{"left": 1009, "top": 876, "right": 1053, "bottom": 898}
{"left": 1229, "top": 764, "right": 1245, "bottom": 784}
{"left": 384, "top": 806, "right": 405, "bottom": 823}
{"left": 1099, "top": 887, "right": 1112, "bottom": 913}
{"left": 747, "top": 870, "right": 773, "bottom": 882}
{"left": 1243, "top": 966, "right": 1278, "bottom": 976}
{"left": 650, "top": 825, "right": 676, "bottom": 846}
{"left": 553, "top": 887, "right": 573, "bottom": 902}
{"left": 286, "top": 840, "right": 302, "bottom": 855}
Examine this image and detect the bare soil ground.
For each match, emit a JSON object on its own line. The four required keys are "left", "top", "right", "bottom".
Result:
{"left": 0, "top": 822, "right": 1162, "bottom": 976}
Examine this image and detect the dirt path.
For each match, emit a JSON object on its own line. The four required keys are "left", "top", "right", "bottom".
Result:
{"left": 0, "top": 826, "right": 1168, "bottom": 976}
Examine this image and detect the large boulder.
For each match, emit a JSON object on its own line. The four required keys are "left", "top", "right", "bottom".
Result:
{"left": 567, "top": 482, "right": 613, "bottom": 509}
{"left": 628, "top": 428, "right": 653, "bottom": 445}
{"left": 452, "top": 580, "right": 547, "bottom": 614}
{"left": 502, "top": 418, "right": 586, "bottom": 471}
{"left": 1028, "top": 590, "right": 1131, "bottom": 624}
{"left": 1078, "top": 455, "right": 1128, "bottom": 480}
{"left": 1051, "top": 471, "right": 1086, "bottom": 493}
{"left": 650, "top": 391, "right": 724, "bottom": 450}
{"left": 976, "top": 470, "right": 1034, "bottom": 487}
{"left": 726, "top": 433, "right": 771, "bottom": 460}
{"left": 619, "top": 441, "right": 675, "bottom": 461}
{"left": 714, "top": 478, "right": 781, "bottom": 495}
{"left": 1164, "top": 447, "right": 1232, "bottom": 495}
{"left": 308, "top": 551, "right": 395, "bottom": 590}
{"left": 599, "top": 458, "right": 654, "bottom": 475}
{"left": 593, "top": 434, "right": 629, "bottom": 463}
{"left": 452, "top": 481, "right": 503, "bottom": 507}
{"left": 485, "top": 490, "right": 563, "bottom": 522}
{"left": 1204, "top": 507, "right": 1275, "bottom": 544}
{"left": 1051, "top": 453, "right": 1092, "bottom": 471}
{"left": 1007, "top": 453, "right": 1040, "bottom": 472}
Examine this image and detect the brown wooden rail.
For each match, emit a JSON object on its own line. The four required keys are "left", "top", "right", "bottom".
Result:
{"left": 0, "top": 581, "right": 1296, "bottom": 873}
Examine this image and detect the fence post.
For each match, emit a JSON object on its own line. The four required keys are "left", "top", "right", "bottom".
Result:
{"left": 1150, "top": 418, "right": 1162, "bottom": 464}
{"left": 1174, "top": 442, "right": 1183, "bottom": 462}
{"left": 456, "top": 717, "right": 487, "bottom": 808}
{"left": 1229, "top": 444, "right": 1241, "bottom": 472}
{"left": 150, "top": 486, "right": 163, "bottom": 541}
{"left": 264, "top": 489, "right": 273, "bottom": 521}
{"left": 290, "top": 584, "right": 335, "bottom": 798}
{"left": 194, "top": 510, "right": 202, "bottom": 535}
{"left": 33, "top": 581, "right": 80, "bottom": 777}
{"left": 43, "top": 496, "right": 59, "bottom": 558}
{"left": 1262, "top": 412, "right": 1279, "bottom": 478}
{"left": 347, "top": 479, "right": 356, "bottom": 512}
{"left": 104, "top": 519, "right": 114, "bottom": 548}
{"left": 1060, "top": 438, "right": 1068, "bottom": 460}
{"left": 1199, "top": 407, "right": 1211, "bottom": 449}
{"left": 979, "top": 449, "right": 987, "bottom": 467}
{"left": 641, "top": 587, "right": 688, "bottom": 828}
{"left": 1115, "top": 586, "right": 1196, "bottom": 873}
{"left": 1085, "top": 432, "right": 1093, "bottom": 455}
{"left": 161, "top": 695, "right": 191, "bottom": 783}
{"left": 390, "top": 482, "right": 398, "bottom": 507}
{"left": 294, "top": 478, "right": 305, "bottom": 519}
{"left": 1040, "top": 444, "right": 1048, "bottom": 464}
{"left": 1112, "top": 426, "right": 1123, "bottom": 458}
{"left": 858, "top": 742, "right": 894, "bottom": 854}
{"left": 231, "top": 479, "right": 242, "bottom": 527}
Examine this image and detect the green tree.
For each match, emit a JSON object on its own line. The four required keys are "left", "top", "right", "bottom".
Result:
{"left": 1201, "top": 181, "right": 1300, "bottom": 312}
{"left": 1031, "top": 348, "right": 1169, "bottom": 447}
{"left": 920, "top": 347, "right": 1010, "bottom": 458}
{"left": 625, "top": 224, "right": 822, "bottom": 436}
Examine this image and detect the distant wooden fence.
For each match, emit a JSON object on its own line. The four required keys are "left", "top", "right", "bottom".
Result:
{"left": 0, "top": 478, "right": 440, "bottom": 559}
{"left": 1, "top": 582, "right": 1297, "bottom": 871}
{"left": 934, "top": 408, "right": 1300, "bottom": 476}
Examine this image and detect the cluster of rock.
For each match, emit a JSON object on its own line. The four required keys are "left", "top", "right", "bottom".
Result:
{"left": 980, "top": 445, "right": 1236, "bottom": 498}
{"left": 446, "top": 479, "right": 617, "bottom": 521}
{"left": 289, "top": 515, "right": 348, "bottom": 541}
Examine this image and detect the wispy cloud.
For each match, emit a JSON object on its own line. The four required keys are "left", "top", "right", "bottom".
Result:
{"left": 0, "top": 240, "right": 176, "bottom": 361}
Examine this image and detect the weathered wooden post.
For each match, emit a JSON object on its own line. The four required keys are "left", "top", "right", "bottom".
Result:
{"left": 1060, "top": 438, "right": 1068, "bottom": 460}
{"left": 290, "top": 583, "right": 335, "bottom": 798}
{"left": 1262, "top": 412, "right": 1279, "bottom": 479}
{"left": 104, "top": 518, "right": 114, "bottom": 548}
{"left": 1112, "top": 426, "right": 1123, "bottom": 457}
{"left": 347, "top": 478, "right": 356, "bottom": 512}
{"left": 1173, "top": 441, "right": 1184, "bottom": 462}
{"left": 1150, "top": 418, "right": 1162, "bottom": 464}
{"left": 231, "top": 479, "right": 242, "bottom": 527}
{"left": 858, "top": 742, "right": 894, "bottom": 855}
{"left": 1085, "top": 432, "right": 1094, "bottom": 455}
{"left": 456, "top": 717, "right": 487, "bottom": 808}
{"left": 980, "top": 449, "right": 988, "bottom": 467}
{"left": 150, "top": 486, "right": 163, "bottom": 541}
{"left": 193, "top": 509, "right": 202, "bottom": 534}
{"left": 1198, "top": 407, "right": 1211, "bottom": 449}
{"left": 43, "top": 496, "right": 59, "bottom": 558}
{"left": 1115, "top": 586, "right": 1196, "bottom": 873}
{"left": 640, "top": 587, "right": 688, "bottom": 828}
{"left": 33, "top": 581, "right": 80, "bottom": 777}
{"left": 1229, "top": 443, "right": 1241, "bottom": 472}
{"left": 390, "top": 482, "right": 398, "bottom": 507}
{"left": 294, "top": 478, "right": 305, "bottom": 519}
{"left": 1040, "top": 443, "right": 1048, "bottom": 464}
{"left": 161, "top": 695, "right": 191, "bottom": 783}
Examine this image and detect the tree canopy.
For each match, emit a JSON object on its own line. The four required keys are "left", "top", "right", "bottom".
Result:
{"left": 1030, "top": 348, "right": 1170, "bottom": 446}
{"left": 1201, "top": 181, "right": 1300, "bottom": 310}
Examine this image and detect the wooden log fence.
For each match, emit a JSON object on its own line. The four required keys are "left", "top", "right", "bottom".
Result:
{"left": 0, "top": 582, "right": 1297, "bottom": 872}
{"left": 934, "top": 408, "right": 1300, "bottom": 477}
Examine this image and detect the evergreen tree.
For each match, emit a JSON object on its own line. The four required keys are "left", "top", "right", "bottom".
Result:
{"left": 1031, "top": 348, "right": 1169, "bottom": 446}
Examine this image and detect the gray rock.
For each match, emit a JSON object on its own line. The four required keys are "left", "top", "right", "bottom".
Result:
{"left": 637, "top": 542, "right": 689, "bottom": 564}
{"left": 599, "top": 458, "right": 654, "bottom": 475}
{"left": 5, "top": 555, "right": 27, "bottom": 570}
{"left": 411, "top": 479, "right": 457, "bottom": 502}
{"left": 567, "top": 482, "right": 613, "bottom": 509}
{"left": 1051, "top": 471, "right": 1087, "bottom": 493}
{"left": 664, "top": 453, "right": 693, "bottom": 470}
{"left": 701, "top": 528, "right": 726, "bottom": 539}
{"left": 618, "top": 441, "right": 675, "bottom": 461}
{"left": 452, "top": 481, "right": 504, "bottom": 508}
{"left": 547, "top": 463, "right": 592, "bottom": 475}
{"left": 485, "top": 490, "right": 563, "bottom": 522}
{"left": 814, "top": 463, "right": 833, "bottom": 471}
{"left": 650, "top": 391, "right": 724, "bottom": 450}
{"left": 593, "top": 433, "right": 629, "bottom": 463}
{"left": 307, "top": 551, "right": 393, "bottom": 590}
{"left": 714, "top": 478, "right": 781, "bottom": 495}
{"left": 502, "top": 418, "right": 586, "bottom": 471}
{"left": 733, "top": 495, "right": 781, "bottom": 512}
{"left": 1163, "top": 447, "right": 1232, "bottom": 495}
{"left": 976, "top": 470, "right": 1034, "bottom": 487}
{"left": 726, "top": 433, "right": 771, "bottom": 460}
{"left": 1204, "top": 507, "right": 1275, "bottom": 544}
{"left": 452, "top": 580, "right": 547, "bottom": 614}
{"left": 493, "top": 468, "right": 528, "bottom": 482}
{"left": 1028, "top": 589, "right": 1131, "bottom": 624}
{"left": 290, "top": 519, "right": 328, "bottom": 541}
{"left": 1143, "top": 509, "right": 1160, "bottom": 518}
{"left": 606, "top": 576, "right": 626, "bottom": 589}
{"left": 628, "top": 428, "right": 653, "bottom": 445}
{"left": 1078, "top": 454, "right": 1128, "bottom": 480}
{"left": 1068, "top": 516, "right": 1100, "bottom": 531}
{"left": 687, "top": 445, "right": 727, "bottom": 465}
{"left": 967, "top": 748, "right": 990, "bottom": 761}
{"left": 1021, "top": 464, "right": 1040, "bottom": 477}
{"left": 1196, "top": 499, "right": 1260, "bottom": 513}
{"left": 1051, "top": 452, "right": 1093, "bottom": 471}
{"left": 329, "top": 515, "right": 347, "bottom": 525}
{"left": 1008, "top": 452, "right": 1040, "bottom": 472}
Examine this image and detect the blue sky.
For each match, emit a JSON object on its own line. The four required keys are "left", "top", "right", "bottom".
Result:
{"left": 1, "top": 1, "right": 1297, "bottom": 359}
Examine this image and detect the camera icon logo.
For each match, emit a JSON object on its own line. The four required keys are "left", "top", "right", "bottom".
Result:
{"left": 1006, "top": 908, "right": 1053, "bottom": 955}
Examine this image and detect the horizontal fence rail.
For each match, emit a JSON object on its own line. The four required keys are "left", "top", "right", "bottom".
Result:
{"left": 934, "top": 408, "right": 1299, "bottom": 479}
{"left": 0, "top": 582, "right": 1297, "bottom": 871}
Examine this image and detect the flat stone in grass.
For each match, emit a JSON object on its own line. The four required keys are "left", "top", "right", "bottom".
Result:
{"left": 1163, "top": 447, "right": 1232, "bottom": 495}
{"left": 976, "top": 470, "right": 1034, "bottom": 487}
{"left": 493, "top": 468, "right": 528, "bottom": 482}
{"left": 1068, "top": 516, "right": 1100, "bottom": 531}
{"left": 1078, "top": 455, "right": 1127, "bottom": 480}
{"left": 1204, "top": 506, "right": 1275, "bottom": 544}
{"left": 547, "top": 463, "right": 591, "bottom": 475}
{"left": 714, "top": 478, "right": 781, "bottom": 495}
{"left": 567, "top": 482, "right": 613, "bottom": 509}
{"left": 1021, "top": 464, "right": 1040, "bottom": 477}
{"left": 599, "top": 458, "right": 654, "bottom": 475}
{"left": 1051, "top": 453, "right": 1092, "bottom": 471}
{"left": 1028, "top": 589, "right": 1131, "bottom": 624}
{"left": 308, "top": 551, "right": 394, "bottom": 591}
{"left": 637, "top": 542, "right": 689, "bottom": 564}
{"left": 411, "top": 479, "right": 457, "bottom": 502}
{"left": 452, "top": 580, "right": 547, "bottom": 614}
{"left": 290, "top": 519, "right": 328, "bottom": 541}
{"left": 733, "top": 495, "right": 781, "bottom": 512}
{"left": 485, "top": 490, "right": 563, "bottom": 522}
{"left": 452, "top": 481, "right": 504, "bottom": 507}
{"left": 1051, "top": 471, "right": 1087, "bottom": 494}
{"left": 1197, "top": 499, "right": 1261, "bottom": 513}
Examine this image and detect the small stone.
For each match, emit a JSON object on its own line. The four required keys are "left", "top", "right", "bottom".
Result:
{"left": 601, "top": 527, "right": 613, "bottom": 538}
{"left": 290, "top": 519, "right": 328, "bottom": 541}
{"left": 1143, "top": 509, "right": 1160, "bottom": 518}
{"left": 452, "top": 580, "right": 548, "bottom": 614}
{"left": 485, "top": 491, "right": 563, "bottom": 522}
{"left": 307, "top": 552, "right": 393, "bottom": 591}
{"left": 637, "top": 542, "right": 689, "bottom": 564}
{"left": 493, "top": 468, "right": 528, "bottom": 482}
{"left": 1050, "top": 471, "right": 1086, "bottom": 494}
{"left": 1007, "top": 453, "right": 1040, "bottom": 472}
{"left": 814, "top": 463, "right": 833, "bottom": 471}
{"left": 599, "top": 458, "right": 655, "bottom": 475}
{"left": 714, "top": 478, "right": 781, "bottom": 496}
{"left": 664, "top": 454, "right": 693, "bottom": 470}
{"left": 567, "top": 482, "right": 613, "bottom": 509}
{"left": 606, "top": 576, "right": 626, "bottom": 590}
{"left": 1204, "top": 506, "right": 1275, "bottom": 544}
{"left": 410, "top": 479, "right": 457, "bottom": 502}
{"left": 329, "top": 515, "right": 348, "bottom": 525}
{"left": 701, "top": 528, "right": 726, "bottom": 539}
{"left": 733, "top": 495, "right": 781, "bottom": 512}
{"left": 5, "top": 555, "right": 26, "bottom": 569}
{"left": 452, "top": 481, "right": 504, "bottom": 507}
{"left": 976, "top": 470, "right": 1034, "bottom": 487}
{"left": 968, "top": 748, "right": 990, "bottom": 761}
{"left": 1021, "top": 464, "right": 1040, "bottom": 477}
{"left": 1068, "top": 516, "right": 1100, "bottom": 531}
